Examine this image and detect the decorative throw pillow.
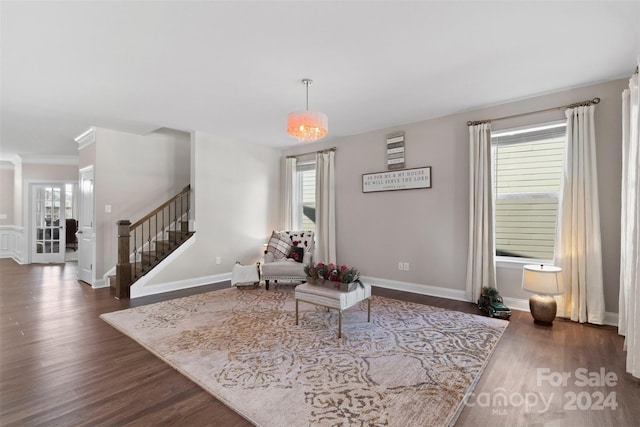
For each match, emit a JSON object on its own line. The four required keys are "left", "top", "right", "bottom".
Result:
{"left": 288, "top": 246, "right": 304, "bottom": 263}
{"left": 282, "top": 231, "right": 313, "bottom": 253}
{"left": 266, "top": 231, "right": 293, "bottom": 260}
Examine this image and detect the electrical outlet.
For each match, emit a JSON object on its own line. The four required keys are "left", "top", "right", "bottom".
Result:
{"left": 398, "top": 261, "right": 404, "bottom": 271}
{"left": 403, "top": 262, "right": 410, "bottom": 271}
{"left": 216, "top": 257, "right": 221, "bottom": 265}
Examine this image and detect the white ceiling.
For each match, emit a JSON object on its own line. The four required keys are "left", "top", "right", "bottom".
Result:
{"left": 1, "top": 1, "right": 639, "bottom": 160}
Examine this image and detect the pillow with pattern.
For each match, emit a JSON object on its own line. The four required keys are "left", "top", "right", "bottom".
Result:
{"left": 282, "top": 231, "right": 313, "bottom": 253}
{"left": 288, "top": 246, "right": 304, "bottom": 263}
{"left": 266, "top": 231, "right": 293, "bottom": 260}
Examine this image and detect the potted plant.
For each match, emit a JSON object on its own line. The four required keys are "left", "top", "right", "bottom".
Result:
{"left": 304, "top": 262, "right": 361, "bottom": 292}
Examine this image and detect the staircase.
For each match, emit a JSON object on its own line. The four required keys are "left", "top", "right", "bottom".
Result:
{"left": 115, "top": 185, "right": 193, "bottom": 299}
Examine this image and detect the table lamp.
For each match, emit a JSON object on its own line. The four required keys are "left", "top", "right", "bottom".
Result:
{"left": 522, "top": 264, "right": 563, "bottom": 326}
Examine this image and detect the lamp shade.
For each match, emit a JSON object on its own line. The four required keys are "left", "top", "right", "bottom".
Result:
{"left": 522, "top": 264, "right": 563, "bottom": 295}
{"left": 287, "top": 111, "right": 328, "bottom": 142}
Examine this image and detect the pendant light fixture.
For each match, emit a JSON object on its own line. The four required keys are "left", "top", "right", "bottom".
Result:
{"left": 287, "top": 79, "right": 328, "bottom": 142}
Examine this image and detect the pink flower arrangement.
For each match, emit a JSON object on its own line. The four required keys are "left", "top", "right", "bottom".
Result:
{"left": 304, "top": 262, "right": 360, "bottom": 284}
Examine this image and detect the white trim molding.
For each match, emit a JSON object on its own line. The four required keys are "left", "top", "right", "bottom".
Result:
{"left": 75, "top": 127, "right": 96, "bottom": 150}
{"left": 0, "top": 155, "right": 22, "bottom": 166}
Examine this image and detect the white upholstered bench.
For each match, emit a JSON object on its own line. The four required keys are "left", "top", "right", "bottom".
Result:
{"left": 294, "top": 282, "right": 372, "bottom": 338}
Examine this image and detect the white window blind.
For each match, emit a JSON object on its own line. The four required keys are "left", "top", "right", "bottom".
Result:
{"left": 491, "top": 122, "right": 566, "bottom": 260}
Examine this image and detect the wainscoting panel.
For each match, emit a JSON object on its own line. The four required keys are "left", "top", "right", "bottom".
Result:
{"left": 0, "top": 226, "right": 25, "bottom": 263}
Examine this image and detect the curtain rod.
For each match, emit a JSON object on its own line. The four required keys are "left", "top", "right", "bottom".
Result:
{"left": 286, "top": 146, "right": 336, "bottom": 159}
{"left": 466, "top": 97, "right": 600, "bottom": 126}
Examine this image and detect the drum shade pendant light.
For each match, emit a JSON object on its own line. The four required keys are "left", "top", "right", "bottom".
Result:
{"left": 287, "top": 79, "right": 328, "bottom": 142}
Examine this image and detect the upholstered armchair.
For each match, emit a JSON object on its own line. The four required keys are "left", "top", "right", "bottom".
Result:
{"left": 262, "top": 230, "right": 314, "bottom": 290}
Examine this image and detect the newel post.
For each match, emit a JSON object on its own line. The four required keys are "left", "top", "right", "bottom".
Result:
{"left": 116, "top": 220, "right": 132, "bottom": 299}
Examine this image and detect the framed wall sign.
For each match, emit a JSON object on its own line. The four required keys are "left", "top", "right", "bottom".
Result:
{"left": 362, "top": 167, "right": 432, "bottom": 193}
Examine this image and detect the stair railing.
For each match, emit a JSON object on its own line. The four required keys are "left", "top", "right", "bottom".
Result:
{"left": 116, "top": 185, "right": 191, "bottom": 299}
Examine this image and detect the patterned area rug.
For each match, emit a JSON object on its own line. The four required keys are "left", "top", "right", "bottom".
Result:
{"left": 101, "top": 287, "right": 508, "bottom": 426}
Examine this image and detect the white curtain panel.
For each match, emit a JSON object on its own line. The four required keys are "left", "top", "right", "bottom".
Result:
{"left": 283, "top": 157, "right": 299, "bottom": 230}
{"left": 553, "top": 105, "right": 605, "bottom": 324}
{"left": 466, "top": 123, "right": 496, "bottom": 303}
{"left": 619, "top": 68, "right": 640, "bottom": 378}
{"left": 315, "top": 150, "right": 336, "bottom": 264}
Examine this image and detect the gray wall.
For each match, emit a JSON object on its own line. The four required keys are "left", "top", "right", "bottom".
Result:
{"left": 283, "top": 78, "right": 626, "bottom": 313}
{"left": 0, "top": 161, "right": 79, "bottom": 229}
{"left": 0, "top": 166, "right": 14, "bottom": 225}
{"left": 92, "top": 127, "right": 191, "bottom": 278}
{"left": 137, "top": 130, "right": 280, "bottom": 292}
{"left": 21, "top": 162, "right": 79, "bottom": 231}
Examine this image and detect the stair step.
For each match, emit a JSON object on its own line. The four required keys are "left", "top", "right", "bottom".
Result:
{"left": 167, "top": 230, "right": 189, "bottom": 242}
{"left": 155, "top": 240, "right": 178, "bottom": 252}
{"left": 141, "top": 251, "right": 161, "bottom": 263}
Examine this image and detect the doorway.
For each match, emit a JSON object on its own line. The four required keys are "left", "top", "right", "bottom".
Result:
{"left": 77, "top": 166, "right": 95, "bottom": 285}
{"left": 30, "top": 183, "right": 79, "bottom": 264}
{"left": 31, "top": 184, "right": 66, "bottom": 264}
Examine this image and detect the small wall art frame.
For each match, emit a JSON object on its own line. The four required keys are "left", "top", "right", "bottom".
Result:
{"left": 386, "top": 132, "right": 405, "bottom": 170}
{"left": 362, "top": 167, "right": 432, "bottom": 193}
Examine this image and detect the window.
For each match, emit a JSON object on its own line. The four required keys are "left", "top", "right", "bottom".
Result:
{"left": 491, "top": 121, "right": 566, "bottom": 260}
{"left": 297, "top": 159, "right": 316, "bottom": 231}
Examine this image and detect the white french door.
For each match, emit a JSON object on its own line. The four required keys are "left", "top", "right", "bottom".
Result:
{"left": 31, "top": 184, "right": 66, "bottom": 263}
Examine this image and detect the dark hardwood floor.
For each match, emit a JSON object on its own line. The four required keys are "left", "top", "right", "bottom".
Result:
{"left": 1, "top": 258, "right": 638, "bottom": 426}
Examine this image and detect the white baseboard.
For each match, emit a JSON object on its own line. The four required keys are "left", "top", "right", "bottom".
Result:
{"left": 92, "top": 278, "right": 109, "bottom": 289}
{"left": 501, "top": 297, "right": 530, "bottom": 312}
{"left": 503, "top": 297, "right": 618, "bottom": 327}
{"left": 361, "top": 276, "right": 619, "bottom": 327}
{"left": 130, "top": 237, "right": 233, "bottom": 298}
{"left": 131, "top": 271, "right": 232, "bottom": 298}
{"left": 361, "top": 276, "right": 467, "bottom": 302}
{"left": 604, "top": 311, "right": 619, "bottom": 327}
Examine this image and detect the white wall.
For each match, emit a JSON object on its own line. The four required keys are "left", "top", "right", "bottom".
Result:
{"left": 283, "top": 78, "right": 626, "bottom": 314}
{"left": 132, "top": 130, "right": 280, "bottom": 297}
{"left": 93, "top": 127, "right": 190, "bottom": 278}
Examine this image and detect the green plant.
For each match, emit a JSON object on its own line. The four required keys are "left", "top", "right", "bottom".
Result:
{"left": 304, "top": 262, "right": 360, "bottom": 283}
